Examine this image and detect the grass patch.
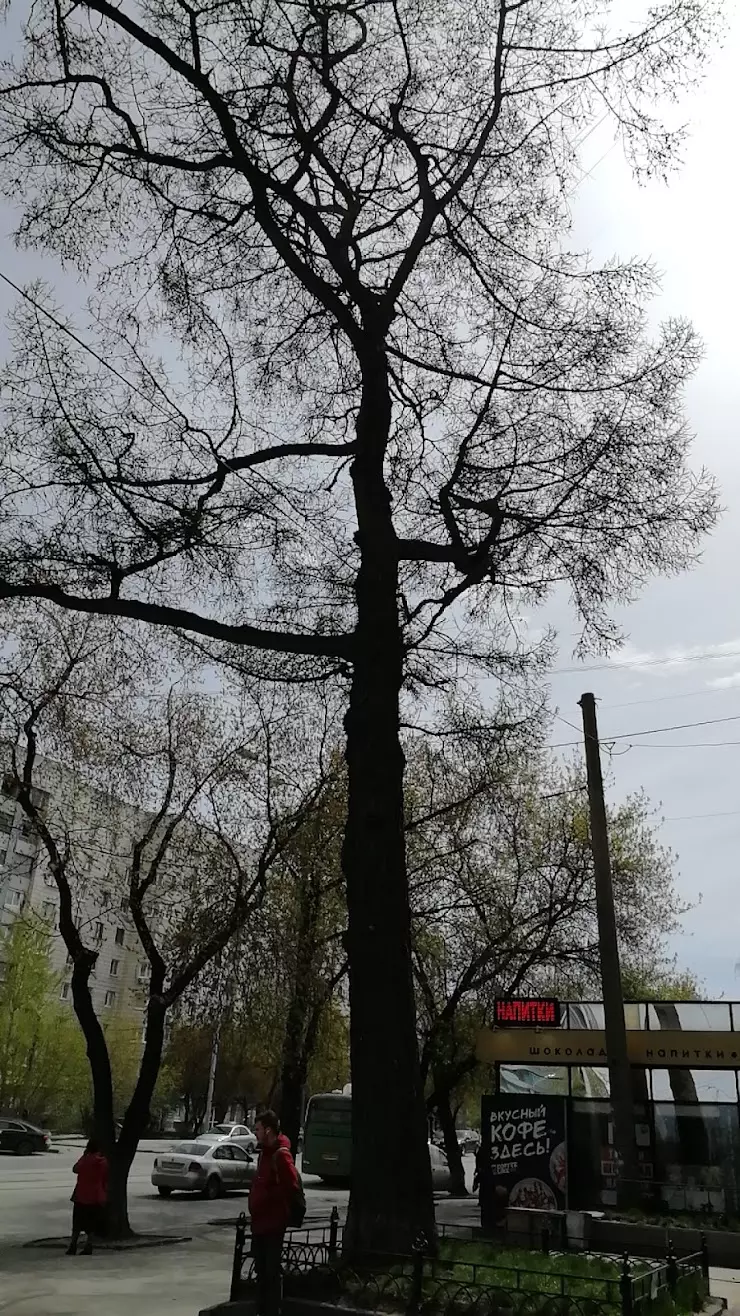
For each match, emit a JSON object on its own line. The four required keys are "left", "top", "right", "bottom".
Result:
{"left": 606, "top": 1205, "right": 740, "bottom": 1235}
{"left": 326, "top": 1236, "right": 708, "bottom": 1316}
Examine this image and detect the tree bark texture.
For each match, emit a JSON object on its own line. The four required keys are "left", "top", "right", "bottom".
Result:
{"left": 74, "top": 981, "right": 167, "bottom": 1238}
{"left": 277, "top": 872, "right": 319, "bottom": 1152}
{"left": 343, "top": 354, "right": 434, "bottom": 1254}
{"left": 434, "top": 1085, "right": 468, "bottom": 1198}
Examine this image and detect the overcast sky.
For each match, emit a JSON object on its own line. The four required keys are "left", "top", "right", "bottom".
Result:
{"left": 545, "top": 7, "right": 740, "bottom": 999}
{"left": 1, "top": 5, "right": 739, "bottom": 998}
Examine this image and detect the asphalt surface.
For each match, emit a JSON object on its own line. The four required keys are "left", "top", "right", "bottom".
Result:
{"left": 2, "top": 1150, "right": 736, "bottom": 1316}
{"left": 0, "top": 1143, "right": 478, "bottom": 1315}
{"left": 0, "top": 1140, "right": 353, "bottom": 1244}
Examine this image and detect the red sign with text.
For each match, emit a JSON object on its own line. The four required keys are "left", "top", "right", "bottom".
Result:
{"left": 494, "top": 998, "right": 561, "bottom": 1028}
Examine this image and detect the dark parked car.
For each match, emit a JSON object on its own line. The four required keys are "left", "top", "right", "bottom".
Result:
{"left": 0, "top": 1116, "right": 50, "bottom": 1155}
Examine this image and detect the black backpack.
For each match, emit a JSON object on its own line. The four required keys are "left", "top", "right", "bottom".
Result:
{"left": 274, "top": 1146, "right": 306, "bottom": 1228}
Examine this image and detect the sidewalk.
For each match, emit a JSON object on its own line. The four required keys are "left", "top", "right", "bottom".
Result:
{"left": 710, "top": 1268, "right": 740, "bottom": 1314}
{"left": 51, "top": 1136, "right": 176, "bottom": 1154}
{"left": 0, "top": 1232, "right": 234, "bottom": 1316}
{"left": 3, "top": 1200, "right": 737, "bottom": 1316}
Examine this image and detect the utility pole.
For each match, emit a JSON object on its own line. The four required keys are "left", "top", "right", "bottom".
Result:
{"left": 579, "top": 692, "right": 638, "bottom": 1206}
{"left": 203, "top": 929, "right": 243, "bottom": 1131}
{"left": 205, "top": 1021, "right": 220, "bottom": 1130}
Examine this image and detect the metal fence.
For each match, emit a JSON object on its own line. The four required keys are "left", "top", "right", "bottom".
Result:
{"left": 230, "top": 1211, "right": 710, "bottom": 1316}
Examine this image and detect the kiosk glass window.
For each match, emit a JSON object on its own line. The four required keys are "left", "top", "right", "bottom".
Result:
{"left": 571, "top": 1066, "right": 610, "bottom": 1098}
{"left": 566, "top": 1002, "right": 644, "bottom": 1029}
{"left": 567, "top": 1003, "right": 605, "bottom": 1029}
{"left": 647, "top": 1002, "right": 732, "bottom": 1032}
{"left": 653, "top": 1100, "right": 740, "bottom": 1213}
{"left": 650, "top": 1068, "right": 738, "bottom": 1103}
{"left": 498, "top": 1065, "right": 568, "bottom": 1096}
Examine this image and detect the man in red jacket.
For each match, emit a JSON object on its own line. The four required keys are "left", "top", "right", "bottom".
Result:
{"left": 249, "top": 1110, "right": 299, "bottom": 1316}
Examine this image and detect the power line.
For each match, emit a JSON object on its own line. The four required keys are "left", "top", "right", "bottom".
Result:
{"left": 552, "top": 648, "right": 740, "bottom": 675}
{"left": 663, "top": 809, "right": 740, "bottom": 822}
{"left": 0, "top": 268, "right": 177, "bottom": 421}
{"left": 602, "top": 685, "right": 740, "bottom": 711}
{"left": 627, "top": 740, "right": 740, "bottom": 750}
{"left": 550, "top": 712, "right": 740, "bottom": 749}
{"left": 613, "top": 714, "right": 740, "bottom": 738}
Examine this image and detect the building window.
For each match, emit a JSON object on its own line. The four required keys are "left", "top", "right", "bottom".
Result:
{"left": 137, "top": 962, "right": 151, "bottom": 983}
{"left": 5, "top": 889, "right": 23, "bottom": 909}
{"left": 0, "top": 812, "right": 13, "bottom": 835}
{"left": 66, "top": 952, "right": 74, "bottom": 967}
{"left": 120, "top": 896, "right": 129, "bottom": 912}
{"left": 42, "top": 900, "right": 55, "bottom": 921}
{"left": 60, "top": 982, "right": 70, "bottom": 1001}
{"left": 110, "top": 958, "right": 120, "bottom": 977}
{"left": 115, "top": 927, "right": 125, "bottom": 946}
{"left": 104, "top": 990, "right": 116, "bottom": 1008}
{"left": 94, "top": 922, "right": 104, "bottom": 943}
{"left": 1, "top": 776, "right": 47, "bottom": 812}
{"left": 1, "top": 773, "right": 19, "bottom": 800}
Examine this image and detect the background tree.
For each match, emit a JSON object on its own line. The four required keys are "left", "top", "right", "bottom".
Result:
{"left": 0, "top": 915, "right": 88, "bottom": 1127}
{"left": 173, "top": 779, "right": 350, "bottom": 1151}
{"left": 0, "top": 0, "right": 722, "bottom": 1248}
{"left": 266, "top": 767, "right": 348, "bottom": 1151}
{"left": 409, "top": 744, "right": 688, "bottom": 1194}
{"left": 0, "top": 604, "right": 329, "bottom": 1235}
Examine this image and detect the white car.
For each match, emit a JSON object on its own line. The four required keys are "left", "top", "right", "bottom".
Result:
{"left": 429, "top": 1141, "right": 453, "bottom": 1192}
{"left": 152, "top": 1140, "right": 257, "bottom": 1199}
{"left": 206, "top": 1123, "right": 258, "bottom": 1153}
{"left": 457, "top": 1128, "right": 481, "bottom": 1155}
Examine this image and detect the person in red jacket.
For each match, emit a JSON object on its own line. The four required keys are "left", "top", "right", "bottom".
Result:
{"left": 249, "top": 1111, "right": 299, "bottom": 1316}
{"left": 67, "top": 1138, "right": 108, "bottom": 1256}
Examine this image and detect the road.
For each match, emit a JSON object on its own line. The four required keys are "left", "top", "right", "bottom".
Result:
{"left": 0, "top": 1141, "right": 353, "bottom": 1244}
{"left": 0, "top": 1144, "right": 477, "bottom": 1316}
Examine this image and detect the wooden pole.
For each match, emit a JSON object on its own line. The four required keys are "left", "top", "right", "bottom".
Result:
{"left": 579, "top": 692, "right": 637, "bottom": 1204}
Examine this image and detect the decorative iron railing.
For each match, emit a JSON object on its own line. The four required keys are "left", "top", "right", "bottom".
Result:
{"left": 230, "top": 1211, "right": 710, "bottom": 1316}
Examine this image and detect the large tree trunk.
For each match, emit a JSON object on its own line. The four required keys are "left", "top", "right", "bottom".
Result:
{"left": 106, "top": 1146, "right": 135, "bottom": 1238}
{"left": 105, "top": 996, "right": 167, "bottom": 1239}
{"left": 70, "top": 963, "right": 133, "bottom": 1233}
{"left": 343, "top": 350, "right": 435, "bottom": 1255}
{"left": 277, "top": 877, "right": 318, "bottom": 1152}
{"left": 279, "top": 1054, "right": 307, "bottom": 1156}
{"left": 280, "top": 997, "right": 326, "bottom": 1152}
{"left": 434, "top": 1086, "right": 468, "bottom": 1198}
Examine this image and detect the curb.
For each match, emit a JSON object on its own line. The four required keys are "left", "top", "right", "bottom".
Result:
{"left": 207, "top": 1214, "right": 329, "bottom": 1229}
{"left": 23, "top": 1234, "right": 192, "bottom": 1251}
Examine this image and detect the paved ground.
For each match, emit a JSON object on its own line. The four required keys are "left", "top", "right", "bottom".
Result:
{"left": 0, "top": 1141, "right": 352, "bottom": 1244}
{"left": 12, "top": 1153, "right": 737, "bottom": 1316}
{"left": 0, "top": 1145, "right": 476, "bottom": 1315}
{"left": 0, "top": 1142, "right": 354, "bottom": 1315}
{"left": 708, "top": 1269, "right": 740, "bottom": 1314}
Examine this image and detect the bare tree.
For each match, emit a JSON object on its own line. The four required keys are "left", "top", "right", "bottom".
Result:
{"left": 0, "top": 604, "right": 329, "bottom": 1235}
{"left": 0, "top": 0, "right": 722, "bottom": 1248}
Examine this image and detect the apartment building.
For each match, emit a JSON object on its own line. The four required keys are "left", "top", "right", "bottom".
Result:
{"left": 0, "top": 758, "right": 154, "bottom": 1021}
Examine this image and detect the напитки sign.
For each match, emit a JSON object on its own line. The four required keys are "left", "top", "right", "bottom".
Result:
{"left": 493, "top": 998, "right": 561, "bottom": 1028}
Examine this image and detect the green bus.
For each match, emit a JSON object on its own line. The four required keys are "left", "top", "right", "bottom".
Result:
{"left": 302, "top": 1091, "right": 352, "bottom": 1183}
